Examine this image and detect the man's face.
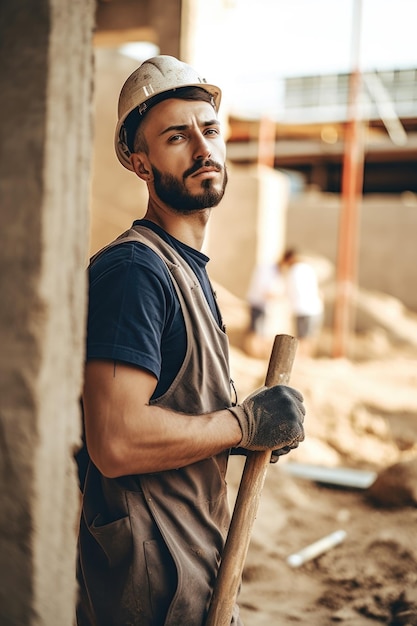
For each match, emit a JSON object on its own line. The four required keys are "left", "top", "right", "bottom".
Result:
{"left": 138, "top": 98, "right": 228, "bottom": 213}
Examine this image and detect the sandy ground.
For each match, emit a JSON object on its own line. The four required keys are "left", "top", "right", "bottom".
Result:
{"left": 219, "top": 291, "right": 417, "bottom": 626}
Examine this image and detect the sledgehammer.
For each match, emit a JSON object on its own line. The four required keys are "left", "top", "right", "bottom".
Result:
{"left": 206, "top": 334, "right": 298, "bottom": 626}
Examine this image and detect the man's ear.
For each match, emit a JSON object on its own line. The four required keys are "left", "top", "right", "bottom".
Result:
{"left": 130, "top": 153, "right": 153, "bottom": 182}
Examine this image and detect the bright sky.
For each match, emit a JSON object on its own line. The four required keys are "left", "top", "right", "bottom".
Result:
{"left": 220, "top": 0, "right": 417, "bottom": 116}
{"left": 230, "top": 0, "right": 417, "bottom": 77}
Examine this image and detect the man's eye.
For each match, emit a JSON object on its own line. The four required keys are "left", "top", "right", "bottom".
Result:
{"left": 205, "top": 128, "right": 219, "bottom": 136}
{"left": 169, "top": 134, "right": 184, "bottom": 142}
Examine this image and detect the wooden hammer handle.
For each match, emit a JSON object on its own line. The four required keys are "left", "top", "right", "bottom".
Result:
{"left": 205, "top": 334, "right": 298, "bottom": 626}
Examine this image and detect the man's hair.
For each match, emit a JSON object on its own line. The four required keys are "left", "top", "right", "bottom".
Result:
{"left": 281, "top": 248, "right": 298, "bottom": 264}
{"left": 133, "top": 126, "right": 149, "bottom": 155}
{"left": 124, "top": 86, "right": 215, "bottom": 155}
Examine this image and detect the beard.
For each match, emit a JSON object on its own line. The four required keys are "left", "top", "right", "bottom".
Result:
{"left": 151, "top": 159, "right": 228, "bottom": 214}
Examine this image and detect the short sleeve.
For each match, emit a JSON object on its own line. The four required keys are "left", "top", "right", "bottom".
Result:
{"left": 86, "top": 242, "right": 180, "bottom": 380}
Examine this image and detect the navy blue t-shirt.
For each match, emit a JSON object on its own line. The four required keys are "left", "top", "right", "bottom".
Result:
{"left": 86, "top": 220, "right": 223, "bottom": 399}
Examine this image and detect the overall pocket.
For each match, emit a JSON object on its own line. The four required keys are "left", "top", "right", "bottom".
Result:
{"left": 88, "top": 512, "right": 132, "bottom": 568}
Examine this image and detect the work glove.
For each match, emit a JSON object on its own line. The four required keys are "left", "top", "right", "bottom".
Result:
{"left": 228, "top": 385, "right": 305, "bottom": 454}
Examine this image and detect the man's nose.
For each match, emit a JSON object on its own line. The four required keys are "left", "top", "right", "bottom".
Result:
{"left": 193, "top": 134, "right": 211, "bottom": 161}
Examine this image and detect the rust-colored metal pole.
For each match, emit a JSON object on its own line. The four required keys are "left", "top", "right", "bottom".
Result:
{"left": 333, "top": 0, "right": 364, "bottom": 358}
{"left": 257, "top": 116, "right": 276, "bottom": 169}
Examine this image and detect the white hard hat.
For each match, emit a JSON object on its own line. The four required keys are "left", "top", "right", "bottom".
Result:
{"left": 114, "top": 55, "right": 222, "bottom": 171}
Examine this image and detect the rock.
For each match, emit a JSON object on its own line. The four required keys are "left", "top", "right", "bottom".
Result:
{"left": 367, "top": 457, "right": 417, "bottom": 507}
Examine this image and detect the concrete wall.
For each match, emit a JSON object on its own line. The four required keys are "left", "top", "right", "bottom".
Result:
{"left": 286, "top": 192, "right": 417, "bottom": 312}
{"left": 0, "top": 1, "right": 95, "bottom": 624}
{"left": 89, "top": 48, "right": 149, "bottom": 255}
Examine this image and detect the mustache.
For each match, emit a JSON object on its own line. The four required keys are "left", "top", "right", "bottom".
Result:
{"left": 183, "top": 159, "right": 222, "bottom": 179}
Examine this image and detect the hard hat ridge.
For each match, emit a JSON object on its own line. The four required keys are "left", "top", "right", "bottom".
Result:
{"left": 115, "top": 55, "right": 222, "bottom": 171}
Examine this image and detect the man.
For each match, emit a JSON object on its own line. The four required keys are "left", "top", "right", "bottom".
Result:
{"left": 76, "top": 55, "right": 305, "bottom": 626}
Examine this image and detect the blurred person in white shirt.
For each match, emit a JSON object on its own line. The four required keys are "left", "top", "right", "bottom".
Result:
{"left": 279, "top": 248, "right": 323, "bottom": 357}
